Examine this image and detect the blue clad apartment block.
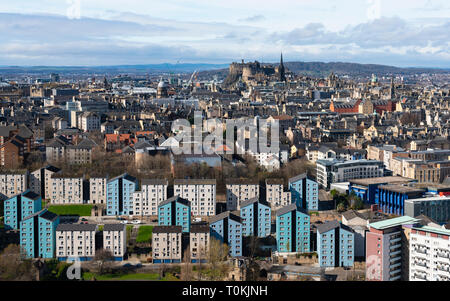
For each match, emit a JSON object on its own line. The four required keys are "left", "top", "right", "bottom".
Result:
{"left": 20, "top": 208, "right": 59, "bottom": 259}
{"left": 289, "top": 173, "right": 319, "bottom": 211}
{"left": 158, "top": 196, "right": 191, "bottom": 232}
{"left": 106, "top": 173, "right": 138, "bottom": 216}
{"left": 276, "top": 203, "right": 311, "bottom": 253}
{"left": 240, "top": 197, "right": 271, "bottom": 237}
{"left": 317, "top": 220, "right": 355, "bottom": 267}
{"left": 4, "top": 190, "right": 42, "bottom": 230}
{"left": 210, "top": 211, "right": 242, "bottom": 257}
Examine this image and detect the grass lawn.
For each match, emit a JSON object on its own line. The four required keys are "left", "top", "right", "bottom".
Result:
{"left": 47, "top": 205, "right": 93, "bottom": 216}
{"left": 136, "top": 226, "right": 153, "bottom": 243}
{"left": 82, "top": 272, "right": 176, "bottom": 281}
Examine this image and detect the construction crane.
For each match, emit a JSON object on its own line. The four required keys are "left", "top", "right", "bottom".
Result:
{"left": 187, "top": 70, "right": 198, "bottom": 86}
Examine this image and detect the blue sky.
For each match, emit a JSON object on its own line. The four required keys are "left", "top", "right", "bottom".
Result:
{"left": 0, "top": 0, "right": 449, "bottom": 67}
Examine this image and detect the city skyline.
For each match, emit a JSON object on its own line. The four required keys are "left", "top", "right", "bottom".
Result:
{"left": 0, "top": 0, "right": 449, "bottom": 67}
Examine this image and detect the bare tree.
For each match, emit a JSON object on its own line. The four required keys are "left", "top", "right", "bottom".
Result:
{"left": 91, "top": 249, "right": 114, "bottom": 275}
{"left": 0, "top": 244, "right": 35, "bottom": 281}
{"left": 180, "top": 249, "right": 193, "bottom": 281}
{"left": 207, "top": 238, "right": 230, "bottom": 281}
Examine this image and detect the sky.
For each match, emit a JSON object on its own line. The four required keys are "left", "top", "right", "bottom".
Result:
{"left": 0, "top": 0, "right": 449, "bottom": 67}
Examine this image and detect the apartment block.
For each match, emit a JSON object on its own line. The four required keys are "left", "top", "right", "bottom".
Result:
{"left": 78, "top": 112, "right": 100, "bottom": 132}
{"left": 225, "top": 179, "right": 260, "bottom": 211}
{"left": 0, "top": 170, "right": 28, "bottom": 200}
{"left": 49, "top": 174, "right": 86, "bottom": 204}
{"left": 366, "top": 216, "right": 421, "bottom": 281}
{"left": 20, "top": 209, "right": 60, "bottom": 259}
{"left": 265, "top": 178, "right": 291, "bottom": 211}
{"left": 289, "top": 173, "right": 319, "bottom": 211}
{"left": 29, "top": 165, "right": 61, "bottom": 200}
{"left": 409, "top": 226, "right": 450, "bottom": 281}
{"left": 405, "top": 196, "right": 450, "bottom": 224}
{"left": 173, "top": 179, "right": 216, "bottom": 216}
{"left": 152, "top": 225, "right": 182, "bottom": 263}
{"left": 276, "top": 204, "right": 311, "bottom": 253}
{"left": 317, "top": 220, "right": 355, "bottom": 267}
{"left": 240, "top": 197, "right": 271, "bottom": 238}
{"left": 158, "top": 196, "right": 191, "bottom": 233}
{"left": 210, "top": 211, "right": 242, "bottom": 257}
{"left": 316, "top": 159, "right": 384, "bottom": 189}
{"left": 103, "top": 224, "right": 127, "bottom": 261}
{"left": 133, "top": 179, "right": 168, "bottom": 216}
{"left": 4, "top": 190, "right": 42, "bottom": 230}
{"left": 89, "top": 177, "right": 108, "bottom": 205}
{"left": 106, "top": 173, "right": 138, "bottom": 216}
{"left": 56, "top": 223, "right": 97, "bottom": 261}
{"left": 190, "top": 224, "right": 210, "bottom": 263}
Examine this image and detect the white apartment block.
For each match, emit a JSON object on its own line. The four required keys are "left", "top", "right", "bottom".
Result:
{"left": 89, "top": 177, "right": 107, "bottom": 205}
{"left": 152, "top": 226, "right": 182, "bottom": 263}
{"left": 29, "top": 165, "right": 60, "bottom": 200}
{"left": 49, "top": 175, "right": 84, "bottom": 204}
{"left": 226, "top": 180, "right": 260, "bottom": 211}
{"left": 78, "top": 112, "right": 101, "bottom": 132}
{"left": 316, "top": 159, "right": 384, "bottom": 189}
{"left": 133, "top": 179, "right": 168, "bottom": 216}
{"left": 190, "top": 224, "right": 210, "bottom": 263}
{"left": 265, "top": 179, "right": 291, "bottom": 211}
{"left": 0, "top": 171, "right": 28, "bottom": 200}
{"left": 174, "top": 179, "right": 216, "bottom": 216}
{"left": 103, "top": 224, "right": 127, "bottom": 259}
{"left": 56, "top": 224, "right": 97, "bottom": 260}
{"left": 409, "top": 226, "right": 450, "bottom": 281}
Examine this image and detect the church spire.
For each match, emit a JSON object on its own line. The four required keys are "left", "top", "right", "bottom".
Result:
{"left": 279, "top": 52, "right": 286, "bottom": 82}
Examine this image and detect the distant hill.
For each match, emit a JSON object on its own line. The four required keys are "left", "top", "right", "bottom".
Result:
{"left": 0, "top": 61, "right": 448, "bottom": 77}
{"left": 198, "top": 61, "right": 450, "bottom": 79}
{"left": 283, "top": 61, "right": 450, "bottom": 77}
{"left": 0, "top": 63, "right": 229, "bottom": 76}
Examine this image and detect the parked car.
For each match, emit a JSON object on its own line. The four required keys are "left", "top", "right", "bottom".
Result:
{"left": 132, "top": 220, "right": 141, "bottom": 225}
{"left": 81, "top": 218, "right": 88, "bottom": 222}
{"left": 120, "top": 220, "right": 128, "bottom": 224}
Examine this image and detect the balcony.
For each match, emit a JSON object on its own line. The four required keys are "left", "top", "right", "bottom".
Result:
{"left": 414, "top": 261, "right": 427, "bottom": 268}
{"left": 414, "top": 248, "right": 427, "bottom": 255}
{"left": 390, "top": 256, "right": 401, "bottom": 264}
{"left": 390, "top": 250, "right": 402, "bottom": 257}
{"left": 389, "top": 269, "right": 401, "bottom": 276}
{"left": 390, "top": 244, "right": 402, "bottom": 251}
{"left": 390, "top": 275, "right": 402, "bottom": 281}
{"left": 390, "top": 237, "right": 401, "bottom": 244}
{"left": 413, "top": 273, "right": 427, "bottom": 281}
{"left": 437, "top": 252, "right": 450, "bottom": 259}
{"left": 390, "top": 262, "right": 402, "bottom": 269}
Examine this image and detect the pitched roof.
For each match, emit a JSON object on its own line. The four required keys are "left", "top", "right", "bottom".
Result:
{"left": 276, "top": 203, "right": 308, "bottom": 217}
{"left": 103, "top": 224, "right": 126, "bottom": 232}
{"left": 240, "top": 197, "right": 270, "bottom": 209}
{"left": 153, "top": 225, "right": 182, "bottom": 233}
{"left": 22, "top": 190, "right": 40, "bottom": 200}
{"left": 159, "top": 196, "right": 190, "bottom": 207}
{"left": 209, "top": 211, "right": 241, "bottom": 224}
{"left": 141, "top": 179, "right": 168, "bottom": 186}
{"left": 317, "top": 220, "right": 354, "bottom": 234}
{"left": 56, "top": 223, "right": 97, "bottom": 232}
{"left": 174, "top": 179, "right": 216, "bottom": 185}
{"left": 289, "top": 173, "right": 308, "bottom": 184}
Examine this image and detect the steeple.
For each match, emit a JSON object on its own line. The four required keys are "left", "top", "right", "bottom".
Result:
{"left": 390, "top": 77, "right": 395, "bottom": 100}
{"left": 279, "top": 52, "right": 286, "bottom": 82}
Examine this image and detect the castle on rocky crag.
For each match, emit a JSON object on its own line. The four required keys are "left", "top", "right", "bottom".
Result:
{"left": 224, "top": 53, "right": 287, "bottom": 88}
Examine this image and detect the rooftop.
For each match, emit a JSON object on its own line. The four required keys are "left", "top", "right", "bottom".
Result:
{"left": 369, "top": 216, "right": 421, "bottom": 230}
{"left": 349, "top": 176, "right": 414, "bottom": 186}
{"left": 377, "top": 184, "right": 425, "bottom": 194}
